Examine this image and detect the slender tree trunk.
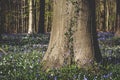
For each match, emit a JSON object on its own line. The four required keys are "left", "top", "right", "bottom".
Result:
{"left": 44, "top": 0, "right": 53, "bottom": 33}
{"left": 0, "top": 0, "right": 5, "bottom": 36}
{"left": 47, "top": 0, "right": 53, "bottom": 32}
{"left": 21, "top": 0, "right": 24, "bottom": 33}
{"left": 99, "top": 0, "right": 106, "bottom": 31}
{"left": 0, "top": 1, "right": 1, "bottom": 29}
{"left": 96, "top": 0, "right": 100, "bottom": 31}
{"left": 42, "top": 0, "right": 102, "bottom": 69}
{"left": 44, "top": 0, "right": 49, "bottom": 33}
{"left": 17, "top": 0, "right": 20, "bottom": 33}
{"left": 33, "top": 0, "right": 37, "bottom": 33}
{"left": 115, "top": 0, "right": 120, "bottom": 37}
{"left": 90, "top": 0, "right": 102, "bottom": 63}
{"left": 38, "top": 0, "right": 45, "bottom": 33}
{"left": 25, "top": 0, "right": 28, "bottom": 33}
{"left": 28, "top": 0, "right": 33, "bottom": 34}
{"left": 105, "top": 0, "right": 109, "bottom": 31}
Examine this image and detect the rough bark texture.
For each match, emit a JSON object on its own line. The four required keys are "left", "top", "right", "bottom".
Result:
{"left": 115, "top": 0, "right": 120, "bottom": 37}
{"left": 42, "top": 0, "right": 102, "bottom": 69}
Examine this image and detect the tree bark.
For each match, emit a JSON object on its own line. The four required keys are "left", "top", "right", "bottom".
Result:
{"left": 42, "top": 0, "right": 102, "bottom": 69}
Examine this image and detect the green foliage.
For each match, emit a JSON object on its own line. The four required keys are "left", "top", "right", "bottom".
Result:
{"left": 99, "top": 37, "right": 120, "bottom": 58}
{"left": 0, "top": 33, "right": 120, "bottom": 80}
{"left": 0, "top": 34, "right": 49, "bottom": 54}
{"left": 0, "top": 52, "right": 43, "bottom": 80}
{"left": 0, "top": 53, "right": 120, "bottom": 80}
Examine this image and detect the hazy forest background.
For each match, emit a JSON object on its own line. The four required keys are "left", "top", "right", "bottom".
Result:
{"left": 0, "top": 0, "right": 120, "bottom": 80}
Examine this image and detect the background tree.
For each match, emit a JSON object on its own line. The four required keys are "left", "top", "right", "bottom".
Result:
{"left": 38, "top": 0, "right": 45, "bottom": 33}
{"left": 99, "top": 0, "right": 106, "bottom": 31}
{"left": 96, "top": 0, "right": 116, "bottom": 32}
{"left": 42, "top": 0, "right": 102, "bottom": 69}
{"left": 115, "top": 0, "right": 120, "bottom": 37}
{"left": 0, "top": 1, "right": 2, "bottom": 39}
{"left": 0, "top": 0, "right": 5, "bottom": 39}
{"left": 28, "top": 0, "right": 33, "bottom": 34}
{"left": 0, "top": 0, "right": 53, "bottom": 34}
{"left": 108, "top": 0, "right": 116, "bottom": 32}
{"left": 44, "top": 0, "right": 53, "bottom": 33}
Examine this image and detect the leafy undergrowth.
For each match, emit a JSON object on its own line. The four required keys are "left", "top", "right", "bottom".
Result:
{"left": 98, "top": 32, "right": 120, "bottom": 64}
{"left": 0, "top": 33, "right": 50, "bottom": 54}
{"left": 0, "top": 32, "right": 120, "bottom": 80}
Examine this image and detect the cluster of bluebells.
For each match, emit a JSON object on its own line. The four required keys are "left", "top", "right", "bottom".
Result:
{"left": 97, "top": 32, "right": 114, "bottom": 41}
{"left": 98, "top": 31, "right": 120, "bottom": 65}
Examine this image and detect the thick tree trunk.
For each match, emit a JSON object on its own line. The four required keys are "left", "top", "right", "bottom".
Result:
{"left": 42, "top": 0, "right": 102, "bottom": 69}
{"left": 115, "top": 0, "right": 120, "bottom": 37}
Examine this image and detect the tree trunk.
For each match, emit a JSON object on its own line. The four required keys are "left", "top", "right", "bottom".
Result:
{"left": 99, "top": 0, "right": 105, "bottom": 31}
{"left": 0, "top": 1, "right": 2, "bottom": 39}
{"left": 42, "top": 0, "right": 102, "bottom": 69}
{"left": 115, "top": 0, "right": 120, "bottom": 37}
{"left": 28, "top": 0, "right": 33, "bottom": 34}
{"left": 38, "top": 0, "right": 45, "bottom": 33}
{"left": 0, "top": 0, "right": 5, "bottom": 39}
{"left": 44, "top": 0, "right": 53, "bottom": 33}
{"left": 105, "top": 0, "right": 109, "bottom": 31}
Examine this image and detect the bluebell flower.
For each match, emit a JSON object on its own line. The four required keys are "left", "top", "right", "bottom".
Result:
{"left": 54, "top": 76, "right": 57, "bottom": 80}
{"left": 84, "top": 75, "right": 88, "bottom": 80}
{"left": 93, "top": 76, "right": 97, "bottom": 80}
{"left": 108, "top": 57, "right": 112, "bottom": 60}
{"left": 36, "top": 73, "right": 40, "bottom": 78}
{"left": 97, "top": 32, "right": 114, "bottom": 41}
{"left": 107, "top": 49, "right": 113, "bottom": 55}
{"left": 103, "top": 72, "right": 112, "bottom": 78}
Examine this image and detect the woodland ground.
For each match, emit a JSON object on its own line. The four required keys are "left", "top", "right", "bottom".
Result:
{"left": 0, "top": 32, "right": 120, "bottom": 80}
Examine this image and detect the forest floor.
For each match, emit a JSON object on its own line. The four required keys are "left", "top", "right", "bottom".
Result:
{"left": 0, "top": 32, "right": 120, "bottom": 62}
{"left": 0, "top": 32, "right": 120, "bottom": 79}
{"left": 0, "top": 33, "right": 50, "bottom": 55}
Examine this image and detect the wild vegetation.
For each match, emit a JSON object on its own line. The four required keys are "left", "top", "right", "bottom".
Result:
{"left": 0, "top": 32, "right": 120, "bottom": 79}
{"left": 0, "top": 0, "right": 120, "bottom": 80}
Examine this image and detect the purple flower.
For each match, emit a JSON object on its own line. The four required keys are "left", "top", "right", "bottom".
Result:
{"left": 103, "top": 72, "right": 112, "bottom": 78}
{"left": 54, "top": 76, "right": 57, "bottom": 80}
{"left": 84, "top": 75, "right": 88, "bottom": 80}
{"left": 97, "top": 32, "right": 114, "bottom": 41}
{"left": 93, "top": 76, "right": 97, "bottom": 80}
